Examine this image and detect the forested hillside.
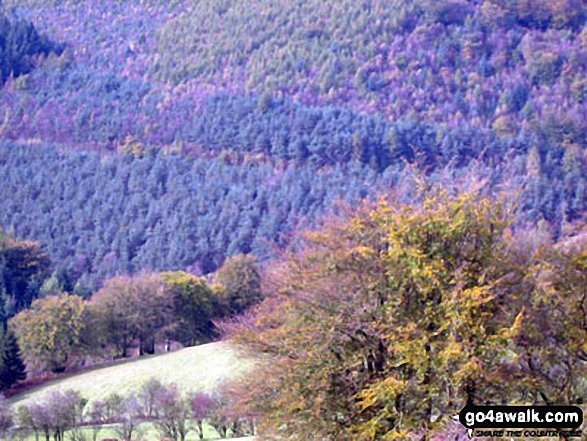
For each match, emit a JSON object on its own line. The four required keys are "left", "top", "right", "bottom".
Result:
{"left": 1, "top": 1, "right": 587, "bottom": 440}
{"left": 0, "top": 142, "right": 387, "bottom": 291}
{"left": 0, "top": 11, "right": 62, "bottom": 85}
{"left": 0, "top": 0, "right": 586, "bottom": 290}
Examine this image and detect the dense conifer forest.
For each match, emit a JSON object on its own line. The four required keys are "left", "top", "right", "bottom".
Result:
{"left": 0, "top": 0, "right": 586, "bottom": 292}
{"left": 1, "top": 1, "right": 587, "bottom": 440}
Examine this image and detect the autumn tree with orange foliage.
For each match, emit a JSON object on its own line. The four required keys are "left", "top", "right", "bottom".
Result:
{"left": 223, "top": 189, "right": 587, "bottom": 441}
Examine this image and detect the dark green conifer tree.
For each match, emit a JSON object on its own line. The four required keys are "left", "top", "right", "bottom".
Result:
{"left": 0, "top": 329, "right": 26, "bottom": 391}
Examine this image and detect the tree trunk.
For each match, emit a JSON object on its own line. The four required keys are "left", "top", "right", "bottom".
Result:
{"left": 232, "top": 420, "right": 241, "bottom": 437}
{"left": 122, "top": 324, "right": 129, "bottom": 358}
{"left": 139, "top": 332, "right": 144, "bottom": 356}
{"left": 421, "top": 341, "right": 433, "bottom": 441}
{"left": 122, "top": 339, "right": 128, "bottom": 358}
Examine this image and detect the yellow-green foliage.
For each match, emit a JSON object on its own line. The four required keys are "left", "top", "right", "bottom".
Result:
{"left": 11, "top": 295, "right": 87, "bottom": 373}
{"left": 228, "top": 189, "right": 587, "bottom": 440}
{"left": 161, "top": 271, "right": 217, "bottom": 346}
{"left": 213, "top": 255, "right": 262, "bottom": 316}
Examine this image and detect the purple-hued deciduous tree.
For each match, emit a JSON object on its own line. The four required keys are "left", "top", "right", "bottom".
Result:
{"left": 137, "top": 378, "right": 165, "bottom": 420}
{"left": 20, "top": 389, "right": 86, "bottom": 441}
{"left": 191, "top": 392, "right": 214, "bottom": 440}
{"left": 153, "top": 383, "right": 192, "bottom": 441}
{"left": 114, "top": 396, "right": 144, "bottom": 441}
{"left": 0, "top": 394, "right": 13, "bottom": 437}
{"left": 87, "top": 399, "right": 107, "bottom": 441}
{"left": 23, "top": 402, "right": 52, "bottom": 441}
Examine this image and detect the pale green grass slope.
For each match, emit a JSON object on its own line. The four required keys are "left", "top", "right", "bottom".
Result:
{"left": 11, "top": 341, "right": 254, "bottom": 408}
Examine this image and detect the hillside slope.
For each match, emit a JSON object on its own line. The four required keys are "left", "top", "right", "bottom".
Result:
{"left": 10, "top": 341, "right": 254, "bottom": 409}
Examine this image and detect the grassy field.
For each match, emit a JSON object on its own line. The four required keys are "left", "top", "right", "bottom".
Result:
{"left": 11, "top": 341, "right": 254, "bottom": 409}
{"left": 9, "top": 342, "right": 257, "bottom": 440}
{"left": 15, "top": 421, "right": 232, "bottom": 441}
